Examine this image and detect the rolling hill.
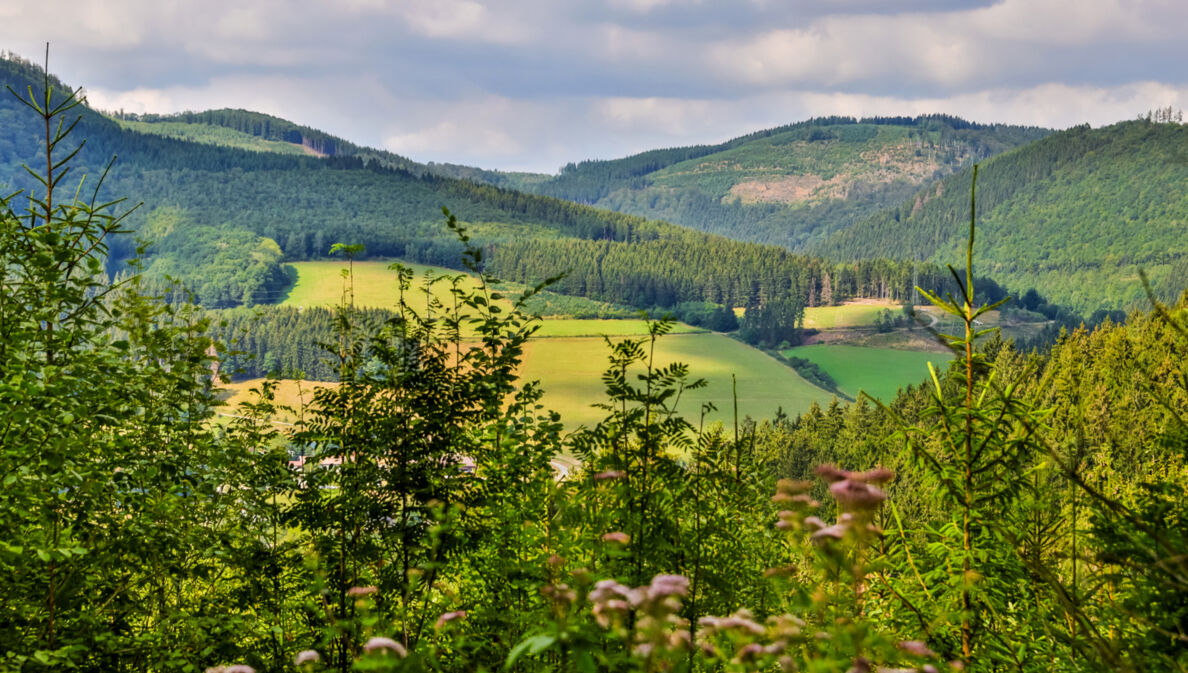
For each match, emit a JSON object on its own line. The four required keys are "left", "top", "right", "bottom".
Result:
{"left": 1, "top": 53, "right": 959, "bottom": 346}
{"left": 817, "top": 119, "right": 1188, "bottom": 312}
{"left": 0, "top": 55, "right": 824, "bottom": 317}
{"left": 520, "top": 116, "right": 1050, "bottom": 250}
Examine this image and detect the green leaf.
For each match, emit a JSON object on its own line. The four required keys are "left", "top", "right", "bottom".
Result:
{"left": 505, "top": 634, "right": 555, "bottom": 670}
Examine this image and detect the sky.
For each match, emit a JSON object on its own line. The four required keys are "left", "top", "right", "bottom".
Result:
{"left": 2, "top": 0, "right": 1187, "bottom": 173}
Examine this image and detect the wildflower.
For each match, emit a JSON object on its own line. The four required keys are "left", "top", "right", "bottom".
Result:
{"left": 846, "top": 656, "right": 872, "bottom": 673}
{"left": 589, "top": 579, "right": 633, "bottom": 602}
{"left": 602, "top": 531, "right": 630, "bottom": 544}
{"left": 853, "top": 466, "right": 894, "bottom": 484}
{"left": 346, "top": 585, "right": 378, "bottom": 597}
{"left": 542, "top": 583, "right": 577, "bottom": 604}
{"left": 590, "top": 579, "right": 635, "bottom": 627}
{"left": 735, "top": 643, "right": 764, "bottom": 663}
{"left": 815, "top": 464, "right": 851, "bottom": 483}
{"left": 897, "top": 640, "right": 936, "bottom": 657}
{"left": 364, "top": 637, "right": 408, "bottom": 657}
{"left": 293, "top": 650, "right": 321, "bottom": 666}
{"left": 646, "top": 574, "right": 689, "bottom": 600}
{"left": 435, "top": 610, "right": 468, "bottom": 629}
{"left": 802, "top": 516, "right": 826, "bottom": 530}
{"left": 775, "top": 478, "right": 812, "bottom": 494}
{"left": 829, "top": 479, "right": 887, "bottom": 510}
{"left": 226, "top": 667, "right": 256, "bottom": 673}
{"left": 594, "top": 470, "right": 626, "bottom": 480}
{"left": 699, "top": 610, "right": 765, "bottom": 635}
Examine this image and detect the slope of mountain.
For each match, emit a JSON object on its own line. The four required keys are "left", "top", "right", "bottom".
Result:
{"left": 6, "top": 55, "right": 897, "bottom": 324}
{"left": 111, "top": 107, "right": 548, "bottom": 190}
{"left": 817, "top": 120, "right": 1188, "bottom": 312}
{"left": 524, "top": 116, "right": 1050, "bottom": 250}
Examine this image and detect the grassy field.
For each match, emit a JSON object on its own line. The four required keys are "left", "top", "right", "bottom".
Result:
{"left": 782, "top": 344, "right": 953, "bottom": 402}
{"left": 533, "top": 319, "right": 700, "bottom": 337}
{"left": 281, "top": 260, "right": 490, "bottom": 313}
{"left": 523, "top": 333, "right": 831, "bottom": 428}
{"left": 802, "top": 302, "right": 903, "bottom": 329}
{"left": 280, "top": 260, "right": 700, "bottom": 338}
{"left": 218, "top": 378, "right": 335, "bottom": 424}
{"left": 222, "top": 333, "right": 834, "bottom": 430}
{"left": 118, "top": 119, "right": 311, "bottom": 156}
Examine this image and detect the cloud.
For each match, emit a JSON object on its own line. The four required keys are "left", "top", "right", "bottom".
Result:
{"left": 4, "top": 0, "right": 1188, "bottom": 171}
{"left": 707, "top": 0, "right": 1188, "bottom": 93}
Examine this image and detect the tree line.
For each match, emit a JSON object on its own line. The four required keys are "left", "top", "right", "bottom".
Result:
{"left": 3, "top": 77, "right": 1187, "bottom": 673}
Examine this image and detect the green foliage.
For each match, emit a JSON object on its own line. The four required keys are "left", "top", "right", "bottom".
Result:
{"left": 0, "top": 51, "right": 293, "bottom": 670}
{"left": 821, "top": 120, "right": 1188, "bottom": 311}
{"left": 0, "top": 54, "right": 1016, "bottom": 328}
{"left": 782, "top": 345, "right": 953, "bottom": 402}
{"left": 4, "top": 48, "right": 1188, "bottom": 673}
{"left": 531, "top": 116, "right": 1048, "bottom": 251}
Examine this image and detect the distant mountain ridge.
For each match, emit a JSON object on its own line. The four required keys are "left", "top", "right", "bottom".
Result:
{"left": 519, "top": 115, "right": 1051, "bottom": 250}
{"left": 816, "top": 119, "right": 1188, "bottom": 312}
{"left": 105, "top": 108, "right": 1052, "bottom": 254}
{"left": 2, "top": 53, "right": 931, "bottom": 325}
{"left": 111, "top": 107, "right": 548, "bottom": 190}
{"left": 7, "top": 51, "right": 1176, "bottom": 319}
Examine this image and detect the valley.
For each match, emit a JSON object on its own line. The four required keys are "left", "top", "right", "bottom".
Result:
{"left": 248, "top": 260, "right": 949, "bottom": 427}
{"left": 3, "top": 42, "right": 1187, "bottom": 673}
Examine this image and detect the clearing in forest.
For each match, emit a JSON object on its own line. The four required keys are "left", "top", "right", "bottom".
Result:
{"left": 782, "top": 344, "right": 952, "bottom": 402}
{"left": 522, "top": 333, "right": 830, "bottom": 429}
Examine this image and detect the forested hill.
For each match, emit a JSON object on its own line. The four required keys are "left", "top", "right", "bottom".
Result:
{"left": 816, "top": 119, "right": 1188, "bottom": 312}
{"left": 520, "top": 116, "right": 1050, "bottom": 250}
{"left": 2, "top": 53, "right": 935, "bottom": 324}
{"left": 113, "top": 107, "right": 548, "bottom": 191}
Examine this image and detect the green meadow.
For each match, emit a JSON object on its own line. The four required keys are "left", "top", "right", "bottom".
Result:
{"left": 223, "top": 333, "right": 831, "bottom": 429}
{"left": 782, "top": 344, "right": 953, "bottom": 402}
{"left": 802, "top": 302, "right": 901, "bottom": 329}
{"left": 280, "top": 260, "right": 701, "bottom": 338}
{"left": 247, "top": 262, "right": 851, "bottom": 429}
{"left": 281, "top": 260, "right": 487, "bottom": 313}
{"left": 523, "top": 333, "right": 831, "bottom": 428}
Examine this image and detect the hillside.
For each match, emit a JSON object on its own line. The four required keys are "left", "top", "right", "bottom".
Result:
{"left": 0, "top": 55, "right": 812, "bottom": 316}
{"left": 524, "top": 116, "right": 1050, "bottom": 250}
{"left": 1, "top": 53, "right": 961, "bottom": 347}
{"left": 817, "top": 120, "right": 1188, "bottom": 312}
{"left": 112, "top": 107, "right": 547, "bottom": 190}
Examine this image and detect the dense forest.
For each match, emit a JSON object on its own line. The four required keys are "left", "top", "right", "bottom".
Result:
{"left": 0, "top": 53, "right": 1029, "bottom": 341}
{"left": 3, "top": 75, "right": 1187, "bottom": 673}
{"left": 4, "top": 49, "right": 1188, "bottom": 673}
{"left": 522, "top": 116, "right": 1050, "bottom": 250}
{"left": 818, "top": 119, "right": 1188, "bottom": 312}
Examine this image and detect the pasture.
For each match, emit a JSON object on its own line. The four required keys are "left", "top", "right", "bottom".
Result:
{"left": 281, "top": 260, "right": 700, "bottom": 338}
{"left": 801, "top": 301, "right": 904, "bottom": 329}
{"left": 223, "top": 333, "right": 833, "bottom": 430}
{"left": 782, "top": 344, "right": 953, "bottom": 402}
{"left": 522, "top": 333, "right": 831, "bottom": 428}
{"left": 281, "top": 260, "right": 489, "bottom": 313}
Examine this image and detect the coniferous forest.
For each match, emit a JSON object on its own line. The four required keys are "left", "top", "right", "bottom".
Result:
{"left": 2, "top": 56, "right": 1187, "bottom": 673}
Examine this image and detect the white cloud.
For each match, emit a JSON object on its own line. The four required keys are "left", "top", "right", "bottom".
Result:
{"left": 389, "top": 0, "right": 538, "bottom": 45}
{"left": 707, "top": 0, "right": 1188, "bottom": 89}
{"left": 607, "top": 0, "right": 704, "bottom": 12}
{"left": 5, "top": 0, "right": 1188, "bottom": 172}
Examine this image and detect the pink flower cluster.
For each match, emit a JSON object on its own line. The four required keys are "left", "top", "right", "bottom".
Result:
{"left": 815, "top": 465, "right": 893, "bottom": 512}
{"left": 588, "top": 575, "right": 692, "bottom": 662}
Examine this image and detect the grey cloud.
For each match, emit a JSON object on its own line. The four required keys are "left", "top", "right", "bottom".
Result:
{"left": 4, "top": 0, "right": 1187, "bottom": 171}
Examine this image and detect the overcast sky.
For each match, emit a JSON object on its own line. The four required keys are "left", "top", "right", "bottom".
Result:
{"left": 3, "top": 0, "right": 1186, "bottom": 172}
